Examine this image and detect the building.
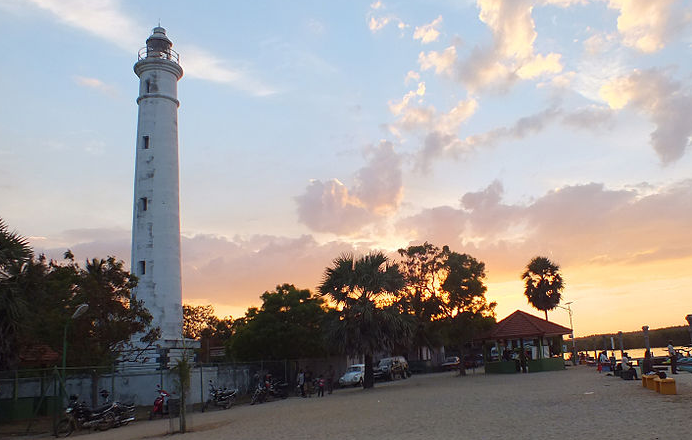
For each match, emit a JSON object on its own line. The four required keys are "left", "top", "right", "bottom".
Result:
{"left": 131, "top": 27, "right": 185, "bottom": 349}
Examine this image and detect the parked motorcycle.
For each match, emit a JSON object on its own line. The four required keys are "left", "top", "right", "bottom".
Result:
{"left": 149, "top": 385, "right": 172, "bottom": 419}
{"left": 250, "top": 377, "right": 288, "bottom": 405}
{"left": 268, "top": 379, "right": 289, "bottom": 400}
{"left": 250, "top": 381, "right": 267, "bottom": 405}
{"left": 99, "top": 389, "right": 135, "bottom": 427}
{"left": 205, "top": 380, "right": 237, "bottom": 410}
{"left": 55, "top": 395, "right": 116, "bottom": 437}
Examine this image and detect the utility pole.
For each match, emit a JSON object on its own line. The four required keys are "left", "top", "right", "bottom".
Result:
{"left": 558, "top": 302, "right": 576, "bottom": 366}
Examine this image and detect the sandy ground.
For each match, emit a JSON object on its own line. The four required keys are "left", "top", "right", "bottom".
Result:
{"left": 10, "top": 366, "right": 692, "bottom": 440}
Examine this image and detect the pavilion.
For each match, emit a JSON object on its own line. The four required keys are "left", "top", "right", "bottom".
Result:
{"left": 476, "top": 310, "right": 572, "bottom": 373}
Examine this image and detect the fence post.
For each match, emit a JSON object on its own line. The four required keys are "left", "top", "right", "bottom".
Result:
{"left": 200, "top": 365, "right": 204, "bottom": 411}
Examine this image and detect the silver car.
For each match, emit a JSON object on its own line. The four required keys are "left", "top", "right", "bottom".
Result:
{"left": 338, "top": 364, "right": 365, "bottom": 387}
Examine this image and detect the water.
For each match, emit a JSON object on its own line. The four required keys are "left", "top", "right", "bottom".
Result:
{"left": 582, "top": 346, "right": 690, "bottom": 360}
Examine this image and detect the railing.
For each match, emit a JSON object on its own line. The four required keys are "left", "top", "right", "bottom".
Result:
{"left": 138, "top": 47, "right": 180, "bottom": 64}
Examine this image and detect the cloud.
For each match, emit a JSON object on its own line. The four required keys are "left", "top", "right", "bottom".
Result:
{"left": 413, "top": 15, "right": 443, "bottom": 44}
{"left": 404, "top": 70, "right": 420, "bottom": 84}
{"left": 599, "top": 69, "right": 692, "bottom": 164}
{"left": 561, "top": 105, "right": 615, "bottom": 130}
{"left": 26, "top": 0, "right": 141, "bottom": 50}
{"left": 366, "top": 1, "right": 407, "bottom": 33}
{"left": 397, "top": 179, "right": 692, "bottom": 279}
{"left": 37, "top": 230, "right": 365, "bottom": 318}
{"left": 419, "top": 46, "right": 458, "bottom": 76}
{"left": 387, "top": 91, "right": 478, "bottom": 169}
{"left": 179, "top": 45, "right": 276, "bottom": 96}
{"left": 73, "top": 75, "right": 118, "bottom": 97}
{"left": 607, "top": 0, "right": 689, "bottom": 53}
{"left": 20, "top": 0, "right": 275, "bottom": 96}
{"left": 416, "top": 0, "right": 565, "bottom": 93}
{"left": 295, "top": 141, "right": 404, "bottom": 234}
{"left": 516, "top": 53, "right": 563, "bottom": 79}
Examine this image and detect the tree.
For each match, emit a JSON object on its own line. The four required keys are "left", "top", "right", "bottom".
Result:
{"left": 183, "top": 304, "right": 217, "bottom": 340}
{"left": 522, "top": 256, "right": 564, "bottom": 320}
{"left": 0, "top": 218, "right": 33, "bottom": 369}
{"left": 318, "top": 252, "right": 412, "bottom": 389}
{"left": 396, "top": 243, "right": 495, "bottom": 364}
{"left": 227, "top": 284, "right": 330, "bottom": 361}
{"left": 183, "top": 304, "right": 234, "bottom": 362}
{"left": 67, "top": 254, "right": 160, "bottom": 368}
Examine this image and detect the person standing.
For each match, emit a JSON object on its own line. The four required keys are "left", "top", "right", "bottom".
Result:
{"left": 326, "top": 365, "right": 335, "bottom": 394}
{"left": 598, "top": 351, "right": 608, "bottom": 373}
{"left": 668, "top": 340, "right": 678, "bottom": 374}
{"left": 317, "top": 375, "right": 325, "bottom": 397}
{"left": 297, "top": 369, "right": 306, "bottom": 397}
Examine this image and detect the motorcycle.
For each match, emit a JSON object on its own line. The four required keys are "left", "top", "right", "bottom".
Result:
{"left": 250, "top": 381, "right": 267, "bottom": 405}
{"left": 149, "top": 385, "right": 172, "bottom": 419}
{"left": 250, "top": 378, "right": 288, "bottom": 405}
{"left": 205, "top": 380, "right": 237, "bottom": 410}
{"left": 268, "top": 379, "right": 289, "bottom": 400}
{"left": 98, "top": 389, "right": 135, "bottom": 427}
{"left": 55, "top": 395, "right": 116, "bottom": 437}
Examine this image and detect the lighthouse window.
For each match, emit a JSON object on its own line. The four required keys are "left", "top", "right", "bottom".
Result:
{"left": 138, "top": 260, "right": 146, "bottom": 275}
{"left": 145, "top": 79, "right": 151, "bottom": 93}
{"left": 140, "top": 197, "right": 148, "bottom": 211}
{"left": 142, "top": 135, "right": 150, "bottom": 149}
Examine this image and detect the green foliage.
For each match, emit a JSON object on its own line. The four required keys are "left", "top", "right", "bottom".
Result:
{"left": 172, "top": 352, "right": 192, "bottom": 433}
{"left": 0, "top": 218, "right": 33, "bottom": 369}
{"left": 226, "top": 284, "right": 330, "bottom": 361}
{"left": 396, "top": 243, "right": 496, "bottom": 352}
{"left": 522, "top": 256, "right": 564, "bottom": 320}
{"left": 183, "top": 304, "right": 217, "bottom": 339}
{"left": 0, "top": 218, "right": 160, "bottom": 372}
{"left": 67, "top": 254, "right": 160, "bottom": 366}
{"left": 319, "top": 252, "right": 412, "bottom": 388}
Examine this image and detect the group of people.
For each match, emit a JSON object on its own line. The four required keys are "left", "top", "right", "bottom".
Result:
{"left": 596, "top": 339, "right": 680, "bottom": 379}
{"left": 296, "top": 365, "right": 335, "bottom": 398}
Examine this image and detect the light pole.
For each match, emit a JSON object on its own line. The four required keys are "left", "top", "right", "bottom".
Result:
{"left": 61, "top": 304, "right": 89, "bottom": 389}
{"left": 558, "top": 302, "right": 576, "bottom": 365}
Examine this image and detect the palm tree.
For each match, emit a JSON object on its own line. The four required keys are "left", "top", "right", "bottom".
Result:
{"left": 0, "top": 218, "right": 33, "bottom": 369}
{"left": 318, "top": 252, "right": 411, "bottom": 388}
{"left": 522, "top": 256, "right": 564, "bottom": 320}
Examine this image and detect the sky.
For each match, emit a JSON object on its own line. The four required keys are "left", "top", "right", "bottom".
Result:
{"left": 1, "top": 0, "right": 691, "bottom": 337}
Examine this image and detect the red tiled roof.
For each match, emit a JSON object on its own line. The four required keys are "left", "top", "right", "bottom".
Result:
{"left": 478, "top": 310, "right": 572, "bottom": 340}
{"left": 19, "top": 344, "right": 59, "bottom": 364}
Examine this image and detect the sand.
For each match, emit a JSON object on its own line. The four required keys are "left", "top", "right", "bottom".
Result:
{"left": 43, "top": 366, "right": 692, "bottom": 440}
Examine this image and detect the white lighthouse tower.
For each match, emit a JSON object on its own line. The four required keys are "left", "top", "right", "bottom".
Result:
{"left": 131, "top": 27, "right": 184, "bottom": 346}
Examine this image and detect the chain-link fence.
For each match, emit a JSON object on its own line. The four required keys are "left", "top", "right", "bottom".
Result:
{"left": 0, "top": 355, "right": 349, "bottom": 435}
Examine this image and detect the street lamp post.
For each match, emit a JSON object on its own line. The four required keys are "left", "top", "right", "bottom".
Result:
{"left": 61, "top": 304, "right": 89, "bottom": 392}
{"left": 558, "top": 302, "right": 576, "bottom": 365}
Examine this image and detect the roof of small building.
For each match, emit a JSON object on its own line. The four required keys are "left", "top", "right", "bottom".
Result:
{"left": 477, "top": 310, "right": 572, "bottom": 340}
{"left": 19, "top": 344, "right": 59, "bottom": 365}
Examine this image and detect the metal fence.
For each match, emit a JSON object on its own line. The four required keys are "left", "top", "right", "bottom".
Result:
{"left": 0, "top": 355, "right": 348, "bottom": 428}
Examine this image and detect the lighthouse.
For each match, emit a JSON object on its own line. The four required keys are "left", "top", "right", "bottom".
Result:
{"left": 131, "top": 27, "right": 184, "bottom": 345}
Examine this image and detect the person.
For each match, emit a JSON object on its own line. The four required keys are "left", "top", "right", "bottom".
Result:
{"left": 305, "top": 368, "right": 313, "bottom": 396}
{"left": 326, "top": 365, "right": 335, "bottom": 394}
{"left": 621, "top": 352, "right": 638, "bottom": 380}
{"left": 297, "top": 369, "right": 305, "bottom": 397}
{"left": 502, "top": 348, "right": 512, "bottom": 362}
{"left": 598, "top": 351, "right": 608, "bottom": 373}
{"left": 667, "top": 340, "right": 678, "bottom": 374}
{"left": 317, "top": 374, "right": 325, "bottom": 397}
{"left": 642, "top": 349, "right": 653, "bottom": 375}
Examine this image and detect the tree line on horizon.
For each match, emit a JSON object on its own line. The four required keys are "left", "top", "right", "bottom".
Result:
{"left": 2, "top": 217, "right": 568, "bottom": 389}
{"left": 573, "top": 326, "right": 692, "bottom": 353}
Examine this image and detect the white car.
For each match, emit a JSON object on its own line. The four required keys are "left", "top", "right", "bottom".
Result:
{"left": 338, "top": 364, "right": 365, "bottom": 387}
